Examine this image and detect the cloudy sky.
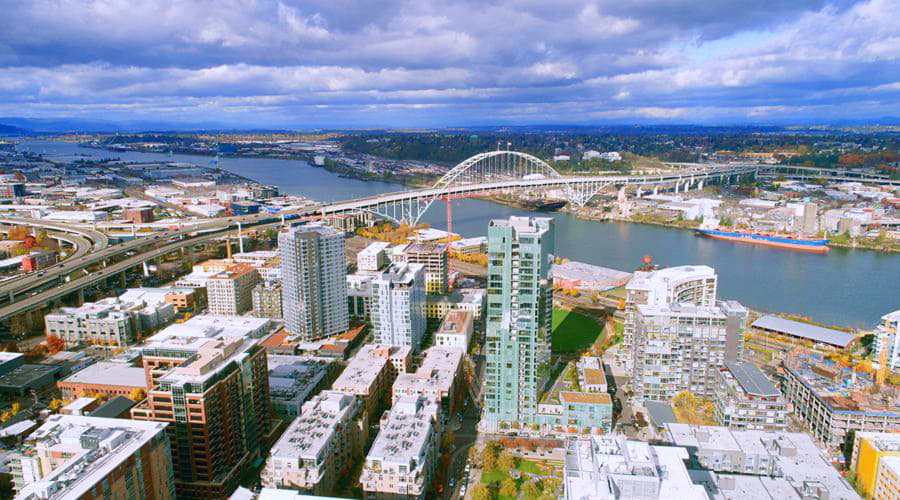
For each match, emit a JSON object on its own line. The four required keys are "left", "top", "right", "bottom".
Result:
{"left": 1, "top": 0, "right": 899, "bottom": 128}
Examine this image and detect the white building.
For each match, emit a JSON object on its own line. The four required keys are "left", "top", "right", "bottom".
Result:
{"left": 347, "top": 273, "right": 374, "bottom": 320}
{"left": 434, "top": 310, "right": 473, "bottom": 350}
{"left": 392, "top": 347, "right": 463, "bottom": 410}
{"left": 280, "top": 224, "right": 349, "bottom": 341}
{"left": 875, "top": 310, "right": 900, "bottom": 371}
{"left": 564, "top": 435, "right": 707, "bottom": 500}
{"left": 357, "top": 242, "right": 390, "bottom": 272}
{"left": 360, "top": 396, "right": 441, "bottom": 500}
{"left": 45, "top": 295, "right": 175, "bottom": 348}
{"left": 620, "top": 265, "right": 718, "bottom": 370}
{"left": 261, "top": 391, "right": 364, "bottom": 496}
{"left": 371, "top": 263, "right": 426, "bottom": 351}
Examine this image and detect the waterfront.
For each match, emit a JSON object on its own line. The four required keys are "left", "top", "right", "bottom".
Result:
{"left": 15, "top": 141, "right": 900, "bottom": 328}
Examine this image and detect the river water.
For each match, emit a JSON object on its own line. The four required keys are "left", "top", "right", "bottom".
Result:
{"left": 14, "top": 140, "right": 899, "bottom": 328}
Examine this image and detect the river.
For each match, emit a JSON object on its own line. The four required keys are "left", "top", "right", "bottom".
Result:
{"left": 13, "top": 140, "right": 899, "bottom": 328}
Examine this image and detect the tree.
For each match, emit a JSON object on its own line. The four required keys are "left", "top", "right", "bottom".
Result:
{"left": 672, "top": 390, "right": 716, "bottom": 425}
{"left": 10, "top": 403, "right": 21, "bottom": 416}
{"left": 540, "top": 477, "right": 561, "bottom": 494}
{"left": 498, "top": 451, "right": 516, "bottom": 471}
{"left": 483, "top": 446, "right": 498, "bottom": 471}
{"left": 468, "top": 446, "right": 483, "bottom": 468}
{"left": 522, "top": 481, "right": 541, "bottom": 499}
{"left": 46, "top": 335, "right": 66, "bottom": 354}
{"left": 442, "top": 430, "right": 456, "bottom": 451}
{"left": 0, "top": 411, "right": 9, "bottom": 423}
{"left": 471, "top": 484, "right": 492, "bottom": 500}
{"left": 499, "top": 479, "right": 517, "bottom": 498}
{"left": 49, "top": 399, "right": 63, "bottom": 412}
{"left": 2, "top": 341, "right": 19, "bottom": 353}
{"left": 128, "top": 388, "right": 146, "bottom": 401}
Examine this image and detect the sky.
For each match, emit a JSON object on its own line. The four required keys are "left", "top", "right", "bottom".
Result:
{"left": 1, "top": 0, "right": 899, "bottom": 128}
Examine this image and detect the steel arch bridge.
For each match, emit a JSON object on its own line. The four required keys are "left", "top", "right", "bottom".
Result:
{"left": 324, "top": 150, "right": 757, "bottom": 225}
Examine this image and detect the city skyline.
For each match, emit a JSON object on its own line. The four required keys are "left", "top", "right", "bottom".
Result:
{"left": 0, "top": 0, "right": 898, "bottom": 128}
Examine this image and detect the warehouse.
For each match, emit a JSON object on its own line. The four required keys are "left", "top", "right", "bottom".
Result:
{"left": 751, "top": 315, "right": 856, "bottom": 348}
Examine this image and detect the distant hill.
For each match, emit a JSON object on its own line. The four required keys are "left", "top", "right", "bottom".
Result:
{"left": 0, "top": 123, "right": 30, "bottom": 136}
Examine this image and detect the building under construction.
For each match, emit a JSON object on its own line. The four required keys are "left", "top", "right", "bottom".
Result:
{"left": 782, "top": 350, "right": 900, "bottom": 450}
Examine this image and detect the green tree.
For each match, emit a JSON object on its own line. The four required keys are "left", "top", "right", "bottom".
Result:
{"left": 499, "top": 479, "right": 517, "bottom": 498}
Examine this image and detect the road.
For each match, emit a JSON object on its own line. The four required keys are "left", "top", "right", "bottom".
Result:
{"left": 443, "top": 400, "right": 480, "bottom": 500}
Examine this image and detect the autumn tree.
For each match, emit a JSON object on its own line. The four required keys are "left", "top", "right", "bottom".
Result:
{"left": 46, "top": 335, "right": 66, "bottom": 354}
{"left": 522, "top": 481, "right": 541, "bottom": 499}
{"left": 498, "top": 451, "right": 516, "bottom": 471}
{"left": 471, "top": 484, "right": 492, "bottom": 500}
{"left": 128, "top": 388, "right": 146, "bottom": 401}
{"left": 468, "top": 446, "right": 483, "bottom": 468}
{"left": 499, "top": 479, "right": 517, "bottom": 498}
{"left": 483, "top": 446, "right": 498, "bottom": 471}
{"left": 672, "top": 390, "right": 717, "bottom": 425}
{"left": 10, "top": 402, "right": 21, "bottom": 416}
{"left": 49, "top": 399, "right": 63, "bottom": 412}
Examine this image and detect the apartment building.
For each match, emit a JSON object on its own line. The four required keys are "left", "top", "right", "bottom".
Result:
{"left": 392, "top": 347, "right": 463, "bottom": 411}
{"left": 252, "top": 281, "right": 283, "bottom": 319}
{"left": 434, "top": 310, "right": 473, "bottom": 350}
{"left": 45, "top": 295, "right": 175, "bottom": 348}
{"left": 564, "top": 436, "right": 705, "bottom": 500}
{"left": 482, "top": 217, "right": 554, "bottom": 429}
{"left": 665, "top": 423, "right": 858, "bottom": 499}
{"left": 874, "top": 310, "right": 900, "bottom": 371}
{"left": 131, "top": 317, "right": 272, "bottom": 498}
{"left": 620, "top": 265, "right": 718, "bottom": 370}
{"left": 850, "top": 432, "right": 900, "bottom": 499}
{"left": 268, "top": 355, "right": 334, "bottom": 420}
{"left": 782, "top": 351, "right": 900, "bottom": 449}
{"left": 425, "top": 289, "right": 485, "bottom": 322}
{"left": 713, "top": 361, "right": 787, "bottom": 431}
{"left": 207, "top": 263, "right": 260, "bottom": 316}
{"left": 347, "top": 273, "right": 374, "bottom": 320}
{"left": 332, "top": 344, "right": 411, "bottom": 416}
{"left": 576, "top": 357, "right": 607, "bottom": 393}
{"left": 261, "top": 391, "right": 366, "bottom": 496}
{"left": 280, "top": 224, "right": 348, "bottom": 340}
{"left": 400, "top": 242, "right": 448, "bottom": 294}
{"left": 360, "top": 396, "right": 441, "bottom": 500}
{"left": 632, "top": 300, "right": 747, "bottom": 402}
{"left": 371, "top": 263, "right": 426, "bottom": 351}
{"left": 10, "top": 415, "right": 175, "bottom": 499}
{"left": 358, "top": 241, "right": 390, "bottom": 272}
{"left": 536, "top": 391, "right": 614, "bottom": 435}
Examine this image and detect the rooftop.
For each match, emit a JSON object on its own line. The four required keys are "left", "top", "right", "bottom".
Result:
{"left": 59, "top": 362, "right": 146, "bottom": 388}
{"left": 16, "top": 415, "right": 169, "bottom": 500}
{"left": 559, "top": 391, "right": 612, "bottom": 405}
{"left": 723, "top": 361, "right": 780, "bottom": 397}
{"left": 490, "top": 216, "right": 552, "bottom": 236}
{"left": 88, "top": 397, "right": 136, "bottom": 418}
{"left": 752, "top": 315, "right": 856, "bottom": 348}
{"left": 0, "top": 364, "right": 59, "bottom": 388}
{"left": 436, "top": 310, "right": 473, "bottom": 335}
{"left": 646, "top": 401, "right": 679, "bottom": 427}
{"left": 209, "top": 262, "right": 259, "bottom": 281}
{"left": 552, "top": 261, "right": 632, "bottom": 283}
{"left": 627, "top": 265, "right": 716, "bottom": 292}
{"left": 268, "top": 355, "right": 333, "bottom": 404}
{"left": 393, "top": 347, "right": 462, "bottom": 399}
{"left": 366, "top": 396, "right": 439, "bottom": 467}
{"left": 564, "top": 435, "right": 707, "bottom": 500}
{"left": 666, "top": 424, "right": 858, "bottom": 500}
{"left": 268, "top": 391, "right": 358, "bottom": 461}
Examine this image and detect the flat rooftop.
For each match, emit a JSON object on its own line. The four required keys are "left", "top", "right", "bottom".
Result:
{"left": 752, "top": 315, "right": 856, "bottom": 348}
{"left": 723, "top": 361, "right": 780, "bottom": 397}
{"left": 667, "top": 424, "right": 858, "bottom": 500}
{"left": 393, "top": 347, "right": 462, "bottom": 398}
{"left": 552, "top": 261, "right": 632, "bottom": 283}
{"left": 436, "top": 310, "right": 472, "bottom": 335}
{"left": 784, "top": 352, "right": 900, "bottom": 416}
{"left": 0, "top": 364, "right": 59, "bottom": 388}
{"left": 268, "top": 391, "right": 357, "bottom": 462}
{"left": 366, "top": 396, "right": 439, "bottom": 467}
{"left": 16, "top": 415, "right": 169, "bottom": 500}
{"left": 59, "top": 362, "right": 145, "bottom": 388}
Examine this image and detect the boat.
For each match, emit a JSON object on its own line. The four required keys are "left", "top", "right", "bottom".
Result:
{"left": 695, "top": 227, "right": 829, "bottom": 252}
{"left": 520, "top": 198, "right": 568, "bottom": 211}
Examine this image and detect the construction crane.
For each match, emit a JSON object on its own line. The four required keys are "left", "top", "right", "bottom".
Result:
{"left": 877, "top": 321, "right": 890, "bottom": 386}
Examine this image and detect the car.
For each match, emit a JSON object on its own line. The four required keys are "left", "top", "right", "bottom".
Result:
{"left": 37, "top": 272, "right": 44, "bottom": 277}
{"left": 506, "top": 432, "right": 518, "bottom": 437}
{"left": 449, "top": 478, "right": 456, "bottom": 488}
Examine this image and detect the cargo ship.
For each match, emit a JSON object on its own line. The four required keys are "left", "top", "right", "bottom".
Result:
{"left": 695, "top": 227, "right": 830, "bottom": 252}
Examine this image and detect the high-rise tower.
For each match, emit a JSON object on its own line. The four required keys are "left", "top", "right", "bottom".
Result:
{"left": 482, "top": 217, "right": 554, "bottom": 428}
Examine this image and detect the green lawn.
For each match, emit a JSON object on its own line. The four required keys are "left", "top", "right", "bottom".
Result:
{"left": 517, "top": 459, "right": 544, "bottom": 475}
{"left": 552, "top": 309, "right": 603, "bottom": 353}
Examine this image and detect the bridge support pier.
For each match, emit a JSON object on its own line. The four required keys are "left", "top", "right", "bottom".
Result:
{"left": 653, "top": 186, "right": 658, "bottom": 196}
{"left": 131, "top": 225, "right": 137, "bottom": 238}
{"left": 237, "top": 222, "right": 244, "bottom": 254}
{"left": 142, "top": 261, "right": 150, "bottom": 277}
{"left": 76, "top": 289, "right": 84, "bottom": 306}
{"left": 120, "top": 271, "right": 127, "bottom": 288}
